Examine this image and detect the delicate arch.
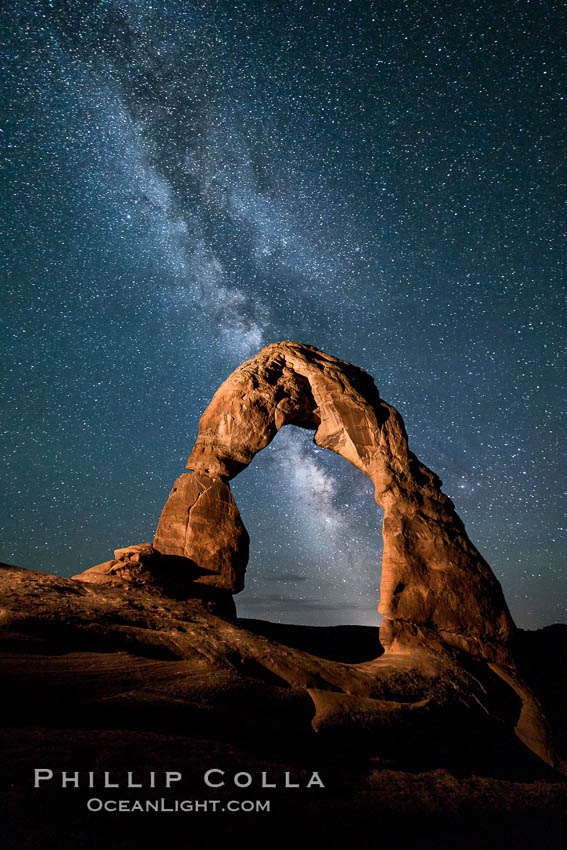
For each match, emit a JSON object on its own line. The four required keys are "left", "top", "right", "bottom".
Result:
{"left": 154, "top": 341, "right": 515, "bottom": 657}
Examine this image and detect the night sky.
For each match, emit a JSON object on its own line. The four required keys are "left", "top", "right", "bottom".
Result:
{"left": 2, "top": 0, "right": 565, "bottom": 629}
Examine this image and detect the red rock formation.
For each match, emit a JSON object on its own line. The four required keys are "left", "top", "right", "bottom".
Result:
{"left": 154, "top": 341, "right": 515, "bottom": 660}
{"left": 153, "top": 473, "right": 248, "bottom": 592}
{"left": 72, "top": 542, "right": 236, "bottom": 616}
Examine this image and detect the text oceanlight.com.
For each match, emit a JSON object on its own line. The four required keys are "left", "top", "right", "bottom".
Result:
{"left": 86, "top": 798, "right": 270, "bottom": 813}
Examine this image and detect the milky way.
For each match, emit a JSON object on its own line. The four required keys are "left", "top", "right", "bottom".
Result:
{"left": 2, "top": 0, "right": 565, "bottom": 627}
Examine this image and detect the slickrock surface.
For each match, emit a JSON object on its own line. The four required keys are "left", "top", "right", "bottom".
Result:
{"left": 1, "top": 563, "right": 564, "bottom": 773}
{"left": 153, "top": 341, "right": 514, "bottom": 660}
{"left": 1, "top": 562, "right": 566, "bottom": 849}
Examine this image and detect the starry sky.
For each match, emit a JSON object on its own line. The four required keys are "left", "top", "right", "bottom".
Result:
{"left": 2, "top": 0, "right": 565, "bottom": 629}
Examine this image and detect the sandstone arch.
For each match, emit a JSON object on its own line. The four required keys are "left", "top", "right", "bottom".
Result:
{"left": 154, "top": 341, "right": 515, "bottom": 658}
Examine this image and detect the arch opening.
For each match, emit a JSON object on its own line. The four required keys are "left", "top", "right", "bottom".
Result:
{"left": 230, "top": 424, "right": 382, "bottom": 627}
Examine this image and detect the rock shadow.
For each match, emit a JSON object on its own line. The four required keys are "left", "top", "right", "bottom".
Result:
{"left": 238, "top": 618, "right": 384, "bottom": 663}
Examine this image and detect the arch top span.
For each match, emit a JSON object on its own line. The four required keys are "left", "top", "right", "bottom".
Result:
{"left": 186, "top": 340, "right": 398, "bottom": 496}
{"left": 154, "top": 341, "right": 515, "bottom": 660}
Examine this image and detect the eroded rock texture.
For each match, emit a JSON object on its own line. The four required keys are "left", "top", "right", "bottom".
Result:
{"left": 153, "top": 473, "right": 249, "bottom": 593}
{"left": 71, "top": 543, "right": 236, "bottom": 616}
{"left": 154, "top": 341, "right": 515, "bottom": 660}
{"left": 2, "top": 563, "right": 564, "bottom": 775}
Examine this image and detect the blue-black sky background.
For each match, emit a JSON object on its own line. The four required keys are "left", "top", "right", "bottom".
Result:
{"left": 2, "top": 0, "right": 565, "bottom": 628}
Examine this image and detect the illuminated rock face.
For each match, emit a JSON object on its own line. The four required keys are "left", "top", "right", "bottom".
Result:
{"left": 154, "top": 341, "right": 515, "bottom": 659}
{"left": 51, "top": 344, "right": 555, "bottom": 770}
{"left": 153, "top": 472, "right": 248, "bottom": 593}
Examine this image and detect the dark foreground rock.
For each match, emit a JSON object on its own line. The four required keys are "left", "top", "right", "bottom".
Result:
{"left": 1, "top": 563, "right": 566, "bottom": 849}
